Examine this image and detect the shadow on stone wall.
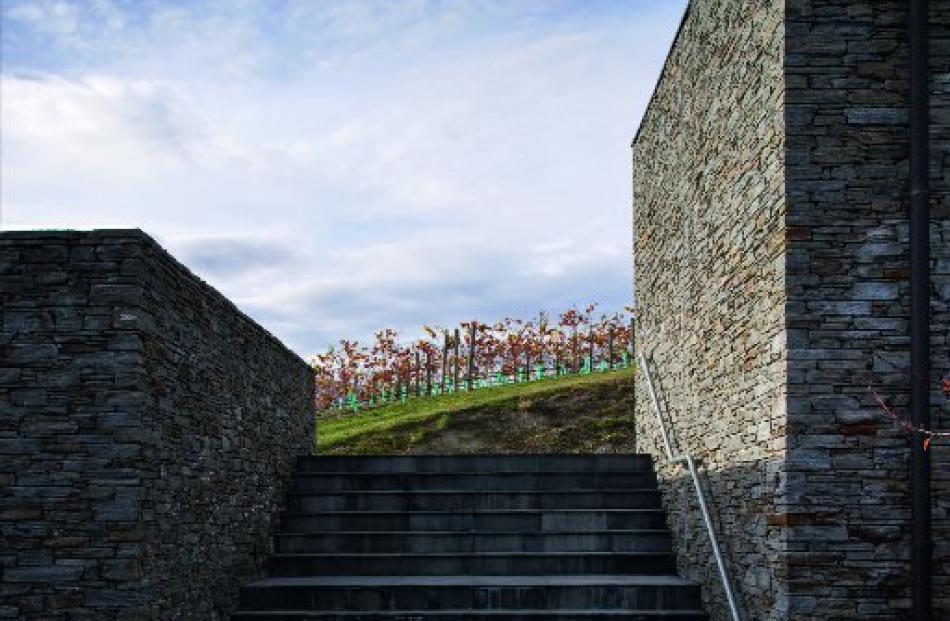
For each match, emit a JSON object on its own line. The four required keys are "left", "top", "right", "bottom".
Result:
{"left": 654, "top": 454, "right": 926, "bottom": 621}
{"left": 654, "top": 457, "right": 787, "bottom": 621}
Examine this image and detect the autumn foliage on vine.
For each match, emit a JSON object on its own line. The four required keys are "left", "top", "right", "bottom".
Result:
{"left": 312, "top": 304, "right": 635, "bottom": 412}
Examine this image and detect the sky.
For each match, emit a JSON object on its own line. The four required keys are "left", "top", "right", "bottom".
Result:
{"left": 1, "top": 0, "right": 686, "bottom": 358}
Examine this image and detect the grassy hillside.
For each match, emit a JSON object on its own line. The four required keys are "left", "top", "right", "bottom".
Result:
{"left": 316, "top": 368, "right": 636, "bottom": 455}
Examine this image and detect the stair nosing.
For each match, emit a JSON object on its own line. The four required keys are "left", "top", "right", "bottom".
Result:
{"left": 281, "top": 508, "right": 667, "bottom": 515}
{"left": 288, "top": 489, "right": 661, "bottom": 495}
{"left": 279, "top": 508, "right": 669, "bottom": 523}
{"left": 275, "top": 529, "right": 672, "bottom": 536}
{"left": 298, "top": 453, "right": 653, "bottom": 458}
{"left": 269, "top": 551, "right": 675, "bottom": 558}
{"left": 292, "top": 470, "right": 655, "bottom": 476}
{"left": 231, "top": 610, "right": 706, "bottom": 617}
{"left": 244, "top": 574, "right": 697, "bottom": 587}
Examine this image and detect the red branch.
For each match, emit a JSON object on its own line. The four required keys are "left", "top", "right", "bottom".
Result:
{"left": 867, "top": 386, "right": 950, "bottom": 451}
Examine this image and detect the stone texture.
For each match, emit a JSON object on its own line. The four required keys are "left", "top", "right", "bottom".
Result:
{"left": 0, "top": 230, "right": 315, "bottom": 620}
{"left": 633, "top": 1, "right": 948, "bottom": 619}
{"left": 785, "top": 1, "right": 949, "bottom": 618}
{"left": 631, "top": 2, "right": 787, "bottom": 619}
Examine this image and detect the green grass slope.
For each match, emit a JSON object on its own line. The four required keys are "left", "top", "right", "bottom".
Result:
{"left": 316, "top": 368, "right": 636, "bottom": 455}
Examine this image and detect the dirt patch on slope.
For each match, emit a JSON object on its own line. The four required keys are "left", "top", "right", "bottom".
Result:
{"left": 325, "top": 375, "right": 636, "bottom": 455}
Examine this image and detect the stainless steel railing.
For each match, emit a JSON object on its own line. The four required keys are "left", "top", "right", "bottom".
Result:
{"left": 637, "top": 349, "right": 742, "bottom": 621}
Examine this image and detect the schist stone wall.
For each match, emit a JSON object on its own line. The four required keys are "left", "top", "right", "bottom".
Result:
{"left": 785, "top": 1, "right": 949, "bottom": 618}
{"left": 0, "top": 230, "right": 315, "bottom": 620}
{"left": 631, "top": 1, "right": 788, "bottom": 619}
{"left": 633, "top": 1, "right": 949, "bottom": 620}
{"left": 931, "top": 0, "right": 950, "bottom": 610}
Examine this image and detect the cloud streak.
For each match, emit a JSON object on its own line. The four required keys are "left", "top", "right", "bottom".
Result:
{"left": 2, "top": 0, "right": 686, "bottom": 356}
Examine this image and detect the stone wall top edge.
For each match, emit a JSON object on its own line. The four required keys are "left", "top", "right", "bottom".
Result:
{"left": 0, "top": 228, "right": 150, "bottom": 241}
{"left": 139, "top": 235, "right": 313, "bottom": 373}
{"left": 630, "top": 1, "right": 692, "bottom": 148}
{"left": 4, "top": 227, "right": 312, "bottom": 372}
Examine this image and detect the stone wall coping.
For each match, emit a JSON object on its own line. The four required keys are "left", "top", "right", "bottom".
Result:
{"left": 1, "top": 227, "right": 312, "bottom": 372}
{"left": 630, "top": 1, "right": 693, "bottom": 149}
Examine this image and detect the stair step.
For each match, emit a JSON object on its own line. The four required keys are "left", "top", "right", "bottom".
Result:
{"left": 268, "top": 552, "right": 677, "bottom": 576}
{"left": 292, "top": 471, "right": 657, "bottom": 492}
{"left": 234, "top": 454, "right": 706, "bottom": 618}
{"left": 296, "top": 454, "right": 655, "bottom": 474}
{"left": 281, "top": 510, "right": 669, "bottom": 533}
{"left": 288, "top": 491, "right": 662, "bottom": 512}
{"left": 231, "top": 610, "right": 709, "bottom": 620}
{"left": 239, "top": 575, "right": 701, "bottom": 610}
{"left": 275, "top": 531, "right": 672, "bottom": 554}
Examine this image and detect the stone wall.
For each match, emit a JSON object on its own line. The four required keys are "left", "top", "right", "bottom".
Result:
{"left": 633, "top": 0, "right": 950, "bottom": 619}
{"left": 932, "top": 0, "right": 950, "bottom": 612}
{"left": 631, "top": 1, "right": 788, "bottom": 619}
{"left": 0, "top": 230, "right": 315, "bottom": 620}
{"left": 784, "top": 1, "right": 949, "bottom": 618}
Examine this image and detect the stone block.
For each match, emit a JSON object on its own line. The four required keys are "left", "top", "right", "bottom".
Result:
{"left": 89, "top": 284, "right": 140, "bottom": 304}
{"left": 7, "top": 345, "right": 58, "bottom": 365}
{"left": 845, "top": 107, "right": 908, "bottom": 125}
{"left": 853, "top": 281, "right": 900, "bottom": 300}
{"left": 3, "top": 565, "right": 83, "bottom": 583}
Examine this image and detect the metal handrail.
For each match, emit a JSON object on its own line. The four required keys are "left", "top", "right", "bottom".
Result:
{"left": 638, "top": 349, "right": 742, "bottom": 621}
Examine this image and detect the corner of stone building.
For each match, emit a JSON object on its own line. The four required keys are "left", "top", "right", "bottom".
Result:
{"left": 630, "top": 0, "right": 788, "bottom": 618}
{"left": 1, "top": 229, "right": 316, "bottom": 620}
{"left": 129, "top": 233, "right": 315, "bottom": 618}
{"left": 0, "top": 230, "right": 157, "bottom": 619}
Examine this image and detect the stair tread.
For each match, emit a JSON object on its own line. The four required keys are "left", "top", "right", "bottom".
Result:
{"left": 283, "top": 509, "right": 665, "bottom": 515}
{"left": 297, "top": 454, "right": 652, "bottom": 459}
{"left": 291, "top": 490, "right": 658, "bottom": 493}
{"left": 232, "top": 610, "right": 706, "bottom": 616}
{"left": 246, "top": 574, "right": 697, "bottom": 588}
{"left": 290, "top": 487, "right": 660, "bottom": 496}
{"left": 276, "top": 530, "right": 670, "bottom": 535}
{"left": 294, "top": 471, "right": 652, "bottom": 476}
{"left": 295, "top": 455, "right": 655, "bottom": 474}
{"left": 271, "top": 552, "right": 673, "bottom": 558}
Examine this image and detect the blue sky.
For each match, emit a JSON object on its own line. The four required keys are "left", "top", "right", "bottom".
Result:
{"left": 2, "top": 0, "right": 686, "bottom": 357}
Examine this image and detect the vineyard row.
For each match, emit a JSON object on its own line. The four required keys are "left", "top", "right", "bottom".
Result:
{"left": 311, "top": 304, "right": 636, "bottom": 413}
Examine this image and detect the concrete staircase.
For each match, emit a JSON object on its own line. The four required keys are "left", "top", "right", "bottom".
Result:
{"left": 231, "top": 454, "right": 708, "bottom": 620}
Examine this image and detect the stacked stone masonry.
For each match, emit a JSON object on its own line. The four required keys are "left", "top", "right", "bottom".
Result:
{"left": 0, "top": 230, "right": 315, "bottom": 620}
{"left": 785, "top": 1, "right": 949, "bottom": 618}
{"left": 633, "top": 1, "right": 948, "bottom": 620}
{"left": 632, "top": 1, "right": 787, "bottom": 619}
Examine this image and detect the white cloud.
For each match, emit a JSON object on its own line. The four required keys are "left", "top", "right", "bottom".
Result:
{"left": 6, "top": 1, "right": 81, "bottom": 37}
{"left": 161, "top": 230, "right": 632, "bottom": 357}
{"left": 4, "top": 74, "right": 205, "bottom": 168}
{"left": 1, "top": 0, "right": 685, "bottom": 356}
